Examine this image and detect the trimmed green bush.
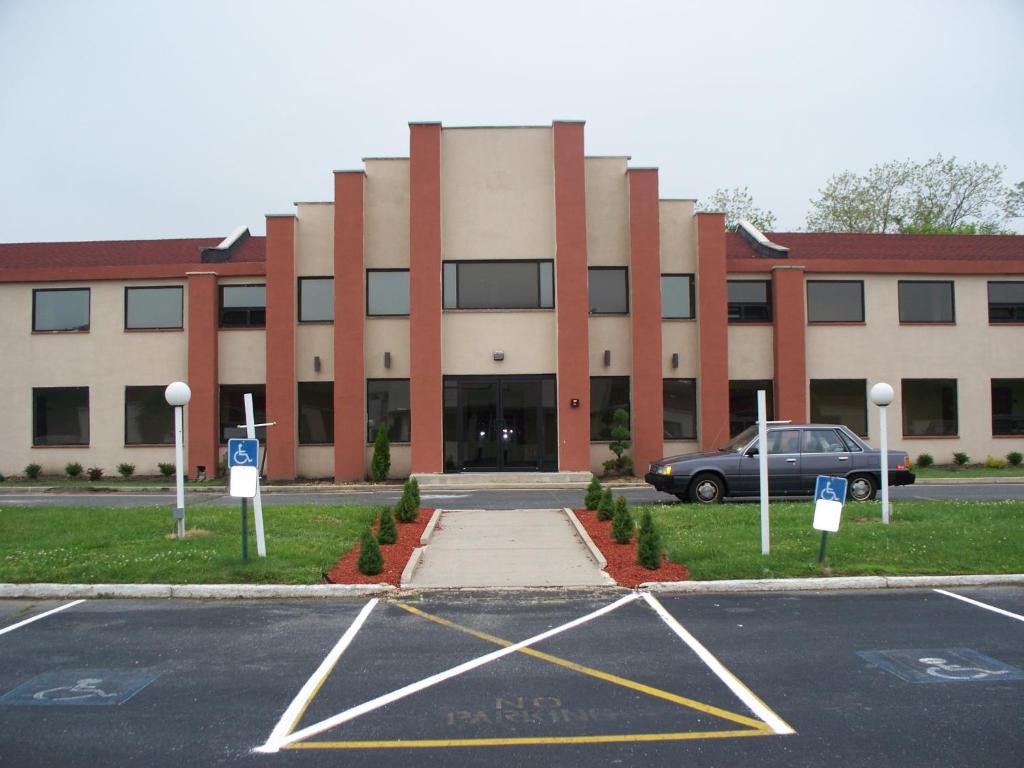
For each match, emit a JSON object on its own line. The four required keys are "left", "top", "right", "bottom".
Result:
{"left": 1007, "top": 451, "right": 1023, "bottom": 467}
{"left": 158, "top": 462, "right": 175, "bottom": 477}
{"left": 371, "top": 425, "right": 391, "bottom": 482}
{"left": 584, "top": 475, "right": 603, "bottom": 510}
{"left": 24, "top": 463, "right": 42, "bottom": 480}
{"left": 611, "top": 495, "right": 633, "bottom": 544}
{"left": 915, "top": 454, "right": 934, "bottom": 469}
{"left": 394, "top": 478, "right": 419, "bottom": 523}
{"left": 377, "top": 506, "right": 398, "bottom": 545}
{"left": 409, "top": 477, "right": 421, "bottom": 509}
{"left": 65, "top": 462, "right": 83, "bottom": 478}
{"left": 636, "top": 510, "right": 661, "bottom": 570}
{"left": 356, "top": 530, "right": 384, "bottom": 575}
{"left": 602, "top": 408, "right": 634, "bottom": 476}
{"left": 117, "top": 462, "right": 136, "bottom": 479}
{"left": 597, "top": 488, "right": 614, "bottom": 521}
{"left": 953, "top": 452, "right": 970, "bottom": 467}
{"left": 86, "top": 466, "right": 104, "bottom": 481}
{"left": 984, "top": 455, "right": 1007, "bottom": 469}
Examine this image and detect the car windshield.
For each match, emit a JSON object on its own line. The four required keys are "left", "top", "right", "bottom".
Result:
{"left": 719, "top": 426, "right": 758, "bottom": 453}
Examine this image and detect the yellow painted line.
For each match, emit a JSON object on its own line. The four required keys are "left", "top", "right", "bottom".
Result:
{"left": 286, "top": 728, "right": 772, "bottom": 749}
{"left": 396, "top": 603, "right": 770, "bottom": 732}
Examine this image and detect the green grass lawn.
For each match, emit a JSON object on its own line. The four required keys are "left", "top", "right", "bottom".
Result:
{"left": 0, "top": 503, "right": 379, "bottom": 584}
{"left": 0, "top": 478, "right": 224, "bottom": 487}
{"left": 913, "top": 466, "right": 1024, "bottom": 479}
{"left": 642, "top": 499, "right": 1024, "bottom": 581}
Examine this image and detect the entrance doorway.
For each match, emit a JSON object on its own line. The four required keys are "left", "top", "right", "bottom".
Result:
{"left": 443, "top": 376, "right": 558, "bottom": 472}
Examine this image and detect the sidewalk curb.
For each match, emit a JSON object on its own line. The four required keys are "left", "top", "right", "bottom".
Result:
{"left": 420, "top": 508, "right": 443, "bottom": 545}
{"left": 0, "top": 583, "right": 392, "bottom": 600}
{"left": 562, "top": 507, "right": 607, "bottom": 568}
{"left": 640, "top": 573, "right": 1024, "bottom": 593}
{"left": 400, "top": 547, "right": 427, "bottom": 588}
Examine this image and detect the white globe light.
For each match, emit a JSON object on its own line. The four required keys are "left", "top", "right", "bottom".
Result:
{"left": 165, "top": 381, "right": 192, "bottom": 407}
{"left": 870, "top": 382, "right": 894, "bottom": 406}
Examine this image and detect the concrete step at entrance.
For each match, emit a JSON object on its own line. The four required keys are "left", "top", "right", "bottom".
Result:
{"left": 412, "top": 471, "right": 592, "bottom": 490}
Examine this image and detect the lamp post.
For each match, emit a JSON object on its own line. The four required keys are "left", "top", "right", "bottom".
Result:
{"left": 870, "top": 382, "right": 894, "bottom": 524}
{"left": 164, "top": 381, "right": 192, "bottom": 539}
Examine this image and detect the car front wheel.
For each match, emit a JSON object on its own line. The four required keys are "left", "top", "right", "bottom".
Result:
{"left": 848, "top": 474, "right": 877, "bottom": 502}
{"left": 688, "top": 473, "right": 724, "bottom": 504}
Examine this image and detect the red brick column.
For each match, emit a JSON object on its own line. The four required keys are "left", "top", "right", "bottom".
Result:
{"left": 696, "top": 213, "right": 730, "bottom": 450}
{"left": 186, "top": 272, "right": 219, "bottom": 479}
{"left": 628, "top": 168, "right": 664, "bottom": 473}
{"left": 772, "top": 265, "right": 807, "bottom": 422}
{"left": 553, "top": 121, "right": 590, "bottom": 471}
{"left": 334, "top": 172, "right": 367, "bottom": 481}
{"left": 264, "top": 215, "right": 296, "bottom": 480}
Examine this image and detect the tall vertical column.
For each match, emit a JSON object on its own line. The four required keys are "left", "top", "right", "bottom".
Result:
{"left": 334, "top": 171, "right": 367, "bottom": 481}
{"left": 409, "top": 122, "right": 443, "bottom": 474}
{"left": 772, "top": 265, "right": 807, "bottom": 422}
{"left": 553, "top": 121, "right": 590, "bottom": 471}
{"left": 186, "top": 271, "right": 219, "bottom": 479}
{"left": 696, "top": 212, "right": 730, "bottom": 450}
{"left": 265, "top": 214, "right": 296, "bottom": 480}
{"left": 628, "top": 168, "right": 664, "bottom": 473}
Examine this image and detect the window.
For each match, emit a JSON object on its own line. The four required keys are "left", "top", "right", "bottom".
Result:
{"left": 992, "top": 379, "right": 1024, "bottom": 435}
{"left": 727, "top": 280, "right": 772, "bottom": 322}
{"left": 367, "top": 379, "right": 411, "bottom": 443}
{"left": 590, "top": 376, "right": 630, "bottom": 440}
{"left": 33, "top": 387, "right": 89, "bottom": 446}
{"left": 367, "top": 270, "right": 410, "bottom": 316}
{"left": 125, "top": 286, "right": 183, "bottom": 330}
{"left": 298, "top": 382, "right": 334, "bottom": 444}
{"left": 898, "top": 281, "right": 954, "bottom": 323}
{"left": 807, "top": 281, "right": 864, "bottom": 323}
{"left": 988, "top": 282, "right": 1024, "bottom": 323}
{"left": 219, "top": 385, "right": 266, "bottom": 442}
{"left": 124, "top": 386, "right": 174, "bottom": 444}
{"left": 33, "top": 288, "right": 89, "bottom": 332}
{"left": 443, "top": 261, "right": 554, "bottom": 310}
{"left": 663, "top": 379, "right": 697, "bottom": 439}
{"left": 810, "top": 379, "right": 868, "bottom": 436}
{"left": 661, "top": 275, "right": 695, "bottom": 319}
{"left": 588, "top": 268, "right": 629, "bottom": 314}
{"left": 220, "top": 285, "right": 266, "bottom": 327}
{"left": 765, "top": 429, "right": 801, "bottom": 455}
{"left": 729, "top": 380, "right": 773, "bottom": 437}
{"left": 298, "top": 278, "right": 333, "bottom": 322}
{"left": 902, "top": 379, "right": 958, "bottom": 436}
{"left": 801, "top": 428, "right": 858, "bottom": 454}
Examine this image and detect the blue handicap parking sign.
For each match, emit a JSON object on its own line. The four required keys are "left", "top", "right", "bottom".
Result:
{"left": 228, "top": 438, "right": 259, "bottom": 468}
{"left": 814, "top": 475, "right": 848, "bottom": 503}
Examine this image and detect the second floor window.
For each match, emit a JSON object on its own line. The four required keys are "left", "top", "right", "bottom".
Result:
{"left": 988, "top": 281, "right": 1024, "bottom": 323}
{"left": 727, "top": 280, "right": 772, "bottom": 322}
{"left": 125, "top": 286, "right": 183, "bottom": 330}
{"left": 588, "top": 267, "right": 629, "bottom": 315}
{"left": 661, "top": 275, "right": 694, "bottom": 319}
{"left": 33, "top": 288, "right": 90, "bottom": 332}
{"left": 443, "top": 261, "right": 554, "bottom": 310}
{"left": 807, "top": 281, "right": 864, "bottom": 323}
{"left": 367, "top": 270, "right": 410, "bottom": 316}
{"left": 298, "top": 277, "right": 334, "bottom": 322}
{"left": 898, "top": 281, "right": 954, "bottom": 323}
{"left": 220, "top": 285, "right": 266, "bottom": 328}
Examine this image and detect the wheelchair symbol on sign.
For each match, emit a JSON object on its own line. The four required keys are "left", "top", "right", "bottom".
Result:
{"left": 233, "top": 446, "right": 253, "bottom": 465}
{"left": 820, "top": 481, "right": 840, "bottom": 502}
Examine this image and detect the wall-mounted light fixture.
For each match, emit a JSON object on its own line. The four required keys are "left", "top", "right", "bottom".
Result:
{"left": 603, "top": 350, "right": 611, "bottom": 367}
{"left": 493, "top": 351, "right": 505, "bottom": 362}
{"left": 671, "top": 352, "right": 679, "bottom": 369}
{"left": 384, "top": 351, "right": 392, "bottom": 370}
{"left": 313, "top": 356, "right": 321, "bottom": 373}
{"left": 570, "top": 398, "right": 580, "bottom": 408}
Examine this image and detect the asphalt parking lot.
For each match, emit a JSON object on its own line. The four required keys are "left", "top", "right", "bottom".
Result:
{"left": 1, "top": 587, "right": 1021, "bottom": 767}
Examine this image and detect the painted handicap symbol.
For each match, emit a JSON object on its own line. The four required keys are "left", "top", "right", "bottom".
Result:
{"left": 918, "top": 657, "right": 1010, "bottom": 681}
{"left": 32, "top": 678, "right": 119, "bottom": 703}
{"left": 233, "top": 446, "right": 253, "bottom": 465}
{"left": 819, "top": 480, "right": 840, "bottom": 502}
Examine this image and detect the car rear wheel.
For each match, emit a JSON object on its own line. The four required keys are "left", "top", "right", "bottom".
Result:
{"left": 688, "top": 473, "right": 724, "bottom": 504}
{"left": 848, "top": 474, "right": 877, "bottom": 501}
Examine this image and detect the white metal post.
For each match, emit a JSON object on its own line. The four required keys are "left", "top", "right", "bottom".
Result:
{"left": 879, "top": 404, "right": 890, "bottom": 524}
{"left": 174, "top": 405, "right": 185, "bottom": 539}
{"left": 757, "top": 389, "right": 770, "bottom": 555}
{"left": 244, "top": 393, "right": 267, "bottom": 556}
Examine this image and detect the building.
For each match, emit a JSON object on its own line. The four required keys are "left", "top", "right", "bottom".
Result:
{"left": 1, "top": 121, "right": 1022, "bottom": 481}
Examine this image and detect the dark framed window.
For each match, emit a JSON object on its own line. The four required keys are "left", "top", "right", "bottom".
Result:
{"left": 220, "top": 284, "right": 266, "bottom": 328}
{"left": 729, "top": 379, "right": 774, "bottom": 437}
{"left": 367, "top": 379, "right": 411, "bottom": 443}
{"left": 728, "top": 280, "right": 772, "bottom": 322}
{"left": 219, "top": 385, "right": 266, "bottom": 442}
{"left": 661, "top": 274, "right": 695, "bottom": 319}
{"left": 298, "top": 382, "right": 334, "bottom": 444}
{"left": 663, "top": 379, "right": 697, "bottom": 439}
{"left": 442, "top": 261, "right": 554, "bottom": 310}
{"left": 902, "top": 379, "right": 958, "bottom": 436}
{"left": 992, "top": 379, "right": 1024, "bottom": 436}
{"left": 125, "top": 286, "right": 183, "bottom": 330}
{"left": 810, "top": 379, "right": 867, "bottom": 436}
{"left": 988, "top": 282, "right": 1024, "bottom": 323}
{"left": 124, "top": 386, "right": 175, "bottom": 444}
{"left": 33, "top": 387, "right": 89, "bottom": 446}
{"left": 898, "top": 281, "right": 954, "bottom": 323}
{"left": 590, "top": 376, "right": 630, "bottom": 440}
{"left": 367, "top": 270, "right": 410, "bottom": 316}
{"left": 298, "top": 277, "right": 334, "bottom": 323}
{"left": 588, "top": 267, "right": 629, "bottom": 315}
{"left": 33, "top": 288, "right": 90, "bottom": 332}
{"left": 807, "top": 281, "right": 864, "bottom": 323}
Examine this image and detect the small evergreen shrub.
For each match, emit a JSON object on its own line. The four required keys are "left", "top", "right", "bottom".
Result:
{"left": 356, "top": 530, "right": 384, "bottom": 575}
{"left": 597, "top": 488, "right": 614, "bottom": 521}
{"left": 611, "top": 495, "right": 633, "bottom": 544}
{"left": 584, "top": 475, "right": 603, "bottom": 510}
{"left": 984, "top": 455, "right": 1007, "bottom": 469}
{"left": 602, "top": 408, "right": 634, "bottom": 476}
{"left": 636, "top": 510, "right": 661, "bottom": 570}
{"left": 158, "top": 462, "right": 176, "bottom": 477}
{"left": 409, "top": 477, "right": 421, "bottom": 509}
{"left": 371, "top": 425, "right": 391, "bottom": 482}
{"left": 24, "top": 463, "right": 42, "bottom": 479}
{"left": 1007, "top": 451, "right": 1022, "bottom": 467}
{"left": 394, "top": 478, "right": 419, "bottom": 523}
{"left": 86, "top": 466, "right": 104, "bottom": 481}
{"left": 377, "top": 506, "right": 398, "bottom": 545}
{"left": 952, "top": 452, "right": 970, "bottom": 467}
{"left": 65, "top": 462, "right": 84, "bottom": 478}
{"left": 915, "top": 454, "right": 934, "bottom": 469}
{"left": 117, "top": 462, "right": 136, "bottom": 479}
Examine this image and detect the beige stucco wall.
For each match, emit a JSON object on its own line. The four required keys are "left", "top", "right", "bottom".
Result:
{"left": 727, "top": 325, "right": 774, "bottom": 380}
{"left": 218, "top": 329, "right": 266, "bottom": 385}
{"left": 294, "top": 203, "right": 334, "bottom": 276}
{"left": 296, "top": 325, "right": 334, "bottom": 381}
{"left": 659, "top": 200, "right": 697, "bottom": 273}
{"left": 296, "top": 446, "right": 333, "bottom": 479}
{"left": 662, "top": 323, "right": 699, "bottom": 377}
{"left": 441, "top": 128, "right": 555, "bottom": 260}
{"left": 584, "top": 157, "right": 630, "bottom": 266}
{"left": 364, "top": 444, "right": 411, "bottom": 479}
{"left": 442, "top": 312, "right": 557, "bottom": 374}
{"left": 365, "top": 318, "right": 410, "bottom": 379}
{"left": 588, "top": 316, "right": 632, "bottom": 375}
{"left": 365, "top": 159, "right": 410, "bottom": 268}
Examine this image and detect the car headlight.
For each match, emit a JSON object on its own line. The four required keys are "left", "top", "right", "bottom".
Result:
{"left": 653, "top": 465, "right": 672, "bottom": 476}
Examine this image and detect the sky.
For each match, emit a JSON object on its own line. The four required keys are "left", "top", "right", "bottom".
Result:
{"left": 1, "top": 0, "right": 1022, "bottom": 243}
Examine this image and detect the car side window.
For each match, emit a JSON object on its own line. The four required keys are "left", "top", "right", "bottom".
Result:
{"left": 802, "top": 429, "right": 844, "bottom": 454}
{"left": 766, "top": 429, "right": 801, "bottom": 455}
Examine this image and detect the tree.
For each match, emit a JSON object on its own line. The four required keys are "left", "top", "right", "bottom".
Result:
{"left": 584, "top": 475, "right": 603, "bottom": 511}
{"left": 377, "top": 506, "right": 398, "bottom": 545}
{"left": 370, "top": 425, "right": 390, "bottom": 482}
{"left": 394, "top": 478, "right": 419, "bottom": 523}
{"left": 611, "top": 495, "right": 633, "bottom": 544}
{"left": 357, "top": 530, "right": 383, "bottom": 575}
{"left": 601, "top": 408, "right": 633, "bottom": 477}
{"left": 807, "top": 155, "right": 1019, "bottom": 234}
{"left": 597, "top": 488, "right": 614, "bottom": 521}
{"left": 636, "top": 509, "right": 661, "bottom": 570}
{"left": 697, "top": 187, "right": 777, "bottom": 231}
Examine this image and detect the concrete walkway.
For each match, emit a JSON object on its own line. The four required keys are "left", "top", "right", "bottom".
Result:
{"left": 404, "top": 508, "right": 613, "bottom": 588}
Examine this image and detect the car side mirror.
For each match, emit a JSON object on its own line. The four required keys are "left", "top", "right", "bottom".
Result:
{"left": 746, "top": 447, "right": 758, "bottom": 457}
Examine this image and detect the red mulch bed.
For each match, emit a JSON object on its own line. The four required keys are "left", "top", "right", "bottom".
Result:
{"left": 324, "top": 509, "right": 433, "bottom": 586}
{"left": 573, "top": 509, "right": 689, "bottom": 588}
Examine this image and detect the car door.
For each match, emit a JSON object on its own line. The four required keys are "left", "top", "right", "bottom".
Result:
{"left": 800, "top": 428, "right": 854, "bottom": 493}
{"left": 737, "top": 428, "right": 803, "bottom": 495}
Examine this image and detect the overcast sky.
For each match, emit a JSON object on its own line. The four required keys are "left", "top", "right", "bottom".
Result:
{"left": 1, "top": 0, "right": 1021, "bottom": 243}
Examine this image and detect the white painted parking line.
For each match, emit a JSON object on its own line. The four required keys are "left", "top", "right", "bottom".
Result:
{"left": 934, "top": 589, "right": 1024, "bottom": 623}
{"left": 642, "top": 593, "right": 795, "bottom": 736}
{"left": 0, "top": 600, "right": 86, "bottom": 638}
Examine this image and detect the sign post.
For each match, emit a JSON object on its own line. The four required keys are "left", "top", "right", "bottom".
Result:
{"left": 870, "top": 383, "right": 895, "bottom": 525}
{"left": 228, "top": 439, "right": 259, "bottom": 562}
{"left": 242, "top": 394, "right": 267, "bottom": 556}
{"left": 164, "top": 381, "right": 192, "bottom": 540}
{"left": 757, "top": 389, "right": 770, "bottom": 555}
{"left": 813, "top": 475, "right": 848, "bottom": 563}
